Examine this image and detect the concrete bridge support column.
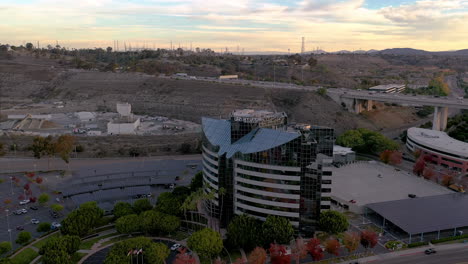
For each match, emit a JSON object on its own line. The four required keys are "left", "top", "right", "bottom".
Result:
{"left": 366, "top": 100, "right": 373, "bottom": 111}
{"left": 432, "top": 106, "right": 449, "bottom": 131}
{"left": 440, "top": 107, "right": 448, "bottom": 131}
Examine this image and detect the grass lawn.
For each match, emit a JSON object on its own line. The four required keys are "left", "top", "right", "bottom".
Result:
{"left": 71, "top": 252, "right": 87, "bottom": 263}
{"left": 10, "top": 248, "right": 39, "bottom": 264}
{"left": 79, "top": 232, "right": 120, "bottom": 250}
{"left": 32, "top": 232, "right": 61, "bottom": 249}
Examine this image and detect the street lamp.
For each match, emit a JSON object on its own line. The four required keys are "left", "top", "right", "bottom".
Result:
{"left": 5, "top": 209, "right": 12, "bottom": 245}
{"left": 9, "top": 176, "right": 14, "bottom": 195}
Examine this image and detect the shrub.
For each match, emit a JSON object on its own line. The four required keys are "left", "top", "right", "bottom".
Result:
{"left": 431, "top": 234, "right": 468, "bottom": 244}
{"left": 407, "top": 241, "right": 428, "bottom": 248}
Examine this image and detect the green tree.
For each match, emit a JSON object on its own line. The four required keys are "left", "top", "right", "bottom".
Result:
{"left": 43, "top": 249, "right": 72, "bottom": 264}
{"left": 37, "top": 222, "right": 51, "bottom": 232}
{"left": 187, "top": 228, "right": 223, "bottom": 259}
{"left": 39, "top": 235, "right": 80, "bottom": 264}
{"left": 0, "top": 241, "right": 11, "bottom": 255}
{"left": 336, "top": 130, "right": 365, "bottom": 149}
{"left": 133, "top": 198, "right": 152, "bottom": 214}
{"left": 262, "top": 216, "right": 294, "bottom": 245}
{"left": 15, "top": 231, "right": 32, "bottom": 245}
{"left": 0, "top": 142, "right": 5, "bottom": 156}
{"left": 104, "top": 237, "right": 169, "bottom": 264}
{"left": 190, "top": 171, "right": 203, "bottom": 191}
{"left": 113, "top": 202, "right": 134, "bottom": 219}
{"left": 227, "top": 214, "right": 262, "bottom": 250}
{"left": 30, "top": 136, "right": 55, "bottom": 169}
{"left": 116, "top": 214, "right": 141, "bottom": 234}
{"left": 155, "top": 192, "right": 182, "bottom": 215}
{"left": 25, "top": 43, "right": 33, "bottom": 50}
{"left": 317, "top": 87, "right": 327, "bottom": 96}
{"left": 140, "top": 210, "right": 180, "bottom": 235}
{"left": 337, "top": 128, "right": 398, "bottom": 154}
{"left": 61, "top": 202, "right": 104, "bottom": 236}
{"left": 38, "top": 193, "right": 50, "bottom": 205}
{"left": 50, "top": 203, "right": 64, "bottom": 212}
{"left": 318, "top": 211, "right": 349, "bottom": 234}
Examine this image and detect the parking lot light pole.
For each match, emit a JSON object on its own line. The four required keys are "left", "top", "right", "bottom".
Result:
{"left": 9, "top": 177, "right": 14, "bottom": 195}
{"left": 5, "top": 209, "right": 12, "bottom": 245}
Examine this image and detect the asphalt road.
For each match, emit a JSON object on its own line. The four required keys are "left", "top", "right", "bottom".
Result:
{"left": 0, "top": 155, "right": 202, "bottom": 174}
{"left": 373, "top": 246, "right": 468, "bottom": 264}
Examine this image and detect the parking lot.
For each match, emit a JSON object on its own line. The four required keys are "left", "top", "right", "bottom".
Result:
{"left": 0, "top": 171, "right": 69, "bottom": 249}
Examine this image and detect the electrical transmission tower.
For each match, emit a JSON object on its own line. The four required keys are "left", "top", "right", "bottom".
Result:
{"left": 301, "top": 37, "right": 305, "bottom": 54}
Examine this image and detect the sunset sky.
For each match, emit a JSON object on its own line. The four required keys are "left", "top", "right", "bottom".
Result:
{"left": 1, "top": 0, "right": 467, "bottom": 52}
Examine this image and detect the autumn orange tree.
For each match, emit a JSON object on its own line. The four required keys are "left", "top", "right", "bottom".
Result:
{"left": 290, "top": 237, "right": 307, "bottom": 264}
{"left": 441, "top": 174, "right": 454, "bottom": 186}
{"left": 268, "top": 243, "right": 291, "bottom": 264}
{"left": 324, "top": 238, "right": 341, "bottom": 256}
{"left": 306, "top": 238, "right": 324, "bottom": 261}
{"left": 360, "top": 230, "right": 378, "bottom": 250}
{"left": 423, "top": 167, "right": 435, "bottom": 180}
{"left": 413, "top": 157, "right": 425, "bottom": 176}
{"left": 343, "top": 231, "right": 360, "bottom": 254}
{"left": 247, "top": 247, "right": 267, "bottom": 264}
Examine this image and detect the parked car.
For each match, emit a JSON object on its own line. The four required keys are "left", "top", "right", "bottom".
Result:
{"left": 30, "top": 206, "right": 38, "bottom": 210}
{"left": 19, "top": 199, "right": 30, "bottom": 205}
{"left": 13, "top": 210, "right": 22, "bottom": 215}
{"left": 55, "top": 198, "right": 61, "bottom": 202}
{"left": 169, "top": 183, "right": 175, "bottom": 189}
{"left": 19, "top": 209, "right": 27, "bottom": 214}
{"left": 51, "top": 222, "right": 62, "bottom": 229}
{"left": 174, "top": 176, "right": 180, "bottom": 181}
{"left": 425, "top": 248, "right": 436, "bottom": 255}
{"left": 170, "top": 244, "right": 181, "bottom": 251}
{"left": 31, "top": 219, "right": 40, "bottom": 224}
{"left": 408, "top": 194, "right": 417, "bottom": 198}
{"left": 16, "top": 226, "right": 24, "bottom": 231}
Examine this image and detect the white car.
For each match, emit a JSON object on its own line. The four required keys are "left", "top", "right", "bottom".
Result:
{"left": 51, "top": 222, "right": 61, "bottom": 229}
{"left": 31, "top": 219, "right": 40, "bottom": 224}
{"left": 19, "top": 209, "right": 27, "bottom": 214}
{"left": 170, "top": 244, "right": 181, "bottom": 251}
{"left": 19, "top": 199, "right": 30, "bottom": 205}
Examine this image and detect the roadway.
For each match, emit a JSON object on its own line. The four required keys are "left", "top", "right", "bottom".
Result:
{"left": 328, "top": 88, "right": 468, "bottom": 109}
{"left": 169, "top": 75, "right": 468, "bottom": 109}
{"left": 371, "top": 246, "right": 468, "bottom": 264}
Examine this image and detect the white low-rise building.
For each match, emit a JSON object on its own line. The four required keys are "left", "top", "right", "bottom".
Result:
{"left": 107, "top": 118, "right": 140, "bottom": 135}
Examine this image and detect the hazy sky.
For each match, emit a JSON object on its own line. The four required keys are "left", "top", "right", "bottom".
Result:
{"left": 1, "top": 0, "right": 467, "bottom": 52}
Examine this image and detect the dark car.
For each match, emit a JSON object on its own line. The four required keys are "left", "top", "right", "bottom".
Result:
{"left": 16, "top": 226, "right": 24, "bottom": 231}
{"left": 408, "top": 194, "right": 417, "bottom": 198}
{"left": 30, "top": 206, "right": 38, "bottom": 210}
{"left": 175, "top": 176, "right": 180, "bottom": 181}
{"left": 425, "top": 248, "right": 436, "bottom": 255}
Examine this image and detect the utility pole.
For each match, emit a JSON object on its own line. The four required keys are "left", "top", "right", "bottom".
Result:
{"left": 301, "top": 37, "right": 305, "bottom": 54}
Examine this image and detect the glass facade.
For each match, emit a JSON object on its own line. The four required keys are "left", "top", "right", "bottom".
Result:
{"left": 201, "top": 110, "right": 334, "bottom": 235}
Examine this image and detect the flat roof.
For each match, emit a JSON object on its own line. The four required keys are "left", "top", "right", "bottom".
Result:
{"left": 331, "top": 161, "right": 450, "bottom": 206}
{"left": 367, "top": 193, "right": 468, "bottom": 234}
{"left": 407, "top": 127, "right": 468, "bottom": 159}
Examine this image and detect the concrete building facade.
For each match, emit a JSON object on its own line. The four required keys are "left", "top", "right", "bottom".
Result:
{"left": 406, "top": 127, "right": 468, "bottom": 173}
{"left": 201, "top": 109, "right": 334, "bottom": 235}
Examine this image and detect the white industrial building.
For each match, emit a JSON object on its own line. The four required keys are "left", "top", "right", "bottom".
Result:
{"left": 107, "top": 103, "right": 140, "bottom": 135}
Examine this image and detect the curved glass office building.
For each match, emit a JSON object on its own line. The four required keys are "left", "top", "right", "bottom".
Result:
{"left": 201, "top": 109, "right": 334, "bottom": 235}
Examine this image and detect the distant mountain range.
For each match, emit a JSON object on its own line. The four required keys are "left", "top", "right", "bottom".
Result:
{"left": 244, "top": 48, "right": 468, "bottom": 56}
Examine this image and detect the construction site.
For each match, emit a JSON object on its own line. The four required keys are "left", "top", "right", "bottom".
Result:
{"left": 0, "top": 102, "right": 200, "bottom": 137}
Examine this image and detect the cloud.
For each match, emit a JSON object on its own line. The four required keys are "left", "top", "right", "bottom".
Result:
{"left": 0, "top": 0, "right": 467, "bottom": 51}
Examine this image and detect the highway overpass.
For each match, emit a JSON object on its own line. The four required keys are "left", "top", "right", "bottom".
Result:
{"left": 327, "top": 89, "right": 468, "bottom": 131}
